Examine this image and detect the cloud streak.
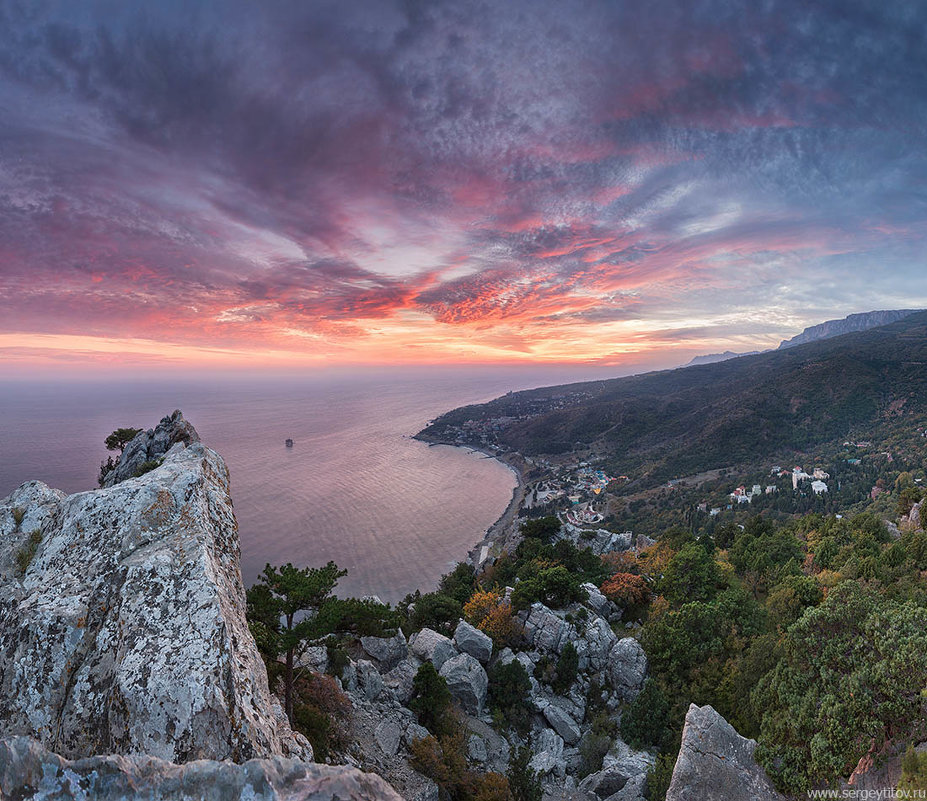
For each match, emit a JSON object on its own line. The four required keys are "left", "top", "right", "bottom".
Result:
{"left": 1, "top": 0, "right": 926, "bottom": 368}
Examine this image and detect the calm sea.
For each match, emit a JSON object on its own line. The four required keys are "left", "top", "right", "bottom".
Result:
{"left": 0, "top": 367, "right": 624, "bottom": 602}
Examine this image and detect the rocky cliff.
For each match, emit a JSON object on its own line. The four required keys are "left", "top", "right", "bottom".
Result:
{"left": 0, "top": 412, "right": 307, "bottom": 764}
{"left": 778, "top": 309, "right": 921, "bottom": 349}
{"left": 666, "top": 704, "right": 783, "bottom": 801}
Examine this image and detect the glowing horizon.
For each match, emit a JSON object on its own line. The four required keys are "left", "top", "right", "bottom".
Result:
{"left": 2, "top": 1, "right": 926, "bottom": 372}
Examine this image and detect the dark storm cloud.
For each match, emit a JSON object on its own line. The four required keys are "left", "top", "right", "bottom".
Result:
{"left": 1, "top": 0, "right": 926, "bottom": 359}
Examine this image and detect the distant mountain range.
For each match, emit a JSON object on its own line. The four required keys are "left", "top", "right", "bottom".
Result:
{"left": 420, "top": 310, "right": 927, "bottom": 484}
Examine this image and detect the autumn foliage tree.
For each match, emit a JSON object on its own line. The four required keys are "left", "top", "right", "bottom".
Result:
{"left": 600, "top": 572, "right": 650, "bottom": 609}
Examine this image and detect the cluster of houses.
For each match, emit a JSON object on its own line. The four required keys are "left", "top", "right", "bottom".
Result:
{"left": 524, "top": 465, "right": 618, "bottom": 511}
{"left": 725, "top": 465, "right": 830, "bottom": 506}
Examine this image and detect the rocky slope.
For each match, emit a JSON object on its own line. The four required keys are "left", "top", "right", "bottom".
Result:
{"left": 0, "top": 736, "right": 402, "bottom": 801}
{"left": 666, "top": 705, "right": 783, "bottom": 801}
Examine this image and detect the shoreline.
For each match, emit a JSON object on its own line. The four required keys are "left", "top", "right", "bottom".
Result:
{"left": 414, "top": 434, "right": 528, "bottom": 568}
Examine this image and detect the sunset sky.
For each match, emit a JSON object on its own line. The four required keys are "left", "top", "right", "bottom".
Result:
{"left": 2, "top": 0, "right": 926, "bottom": 373}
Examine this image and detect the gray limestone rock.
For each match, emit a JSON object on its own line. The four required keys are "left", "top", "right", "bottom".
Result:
{"left": 375, "top": 720, "right": 403, "bottom": 756}
{"left": 581, "top": 582, "right": 611, "bottom": 617}
{"left": 0, "top": 736, "right": 401, "bottom": 801}
{"left": 101, "top": 411, "right": 199, "bottom": 488}
{"left": 404, "top": 723, "right": 430, "bottom": 746}
{"left": 453, "top": 619, "right": 493, "bottom": 664}
{"left": 439, "top": 653, "right": 488, "bottom": 716}
{"left": 361, "top": 629, "right": 408, "bottom": 670}
{"left": 576, "top": 616, "right": 617, "bottom": 672}
{"left": 468, "top": 734, "right": 488, "bottom": 763}
{"left": 384, "top": 657, "right": 420, "bottom": 704}
{"left": 356, "top": 659, "right": 384, "bottom": 701}
{"left": 411, "top": 627, "right": 457, "bottom": 671}
{"left": 543, "top": 704, "right": 581, "bottom": 745}
{"left": 0, "top": 414, "right": 308, "bottom": 763}
{"left": 607, "top": 638, "right": 647, "bottom": 701}
{"left": 521, "top": 602, "right": 570, "bottom": 654}
{"left": 666, "top": 704, "right": 784, "bottom": 801}
{"left": 530, "top": 728, "right": 564, "bottom": 775}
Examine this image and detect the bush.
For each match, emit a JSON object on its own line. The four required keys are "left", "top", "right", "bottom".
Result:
{"left": 578, "top": 711, "right": 618, "bottom": 778}
{"left": 11, "top": 507, "right": 24, "bottom": 529}
{"left": 440, "top": 563, "right": 477, "bottom": 605}
{"left": 899, "top": 746, "right": 927, "bottom": 794}
{"left": 600, "top": 572, "right": 650, "bottom": 609}
{"left": 15, "top": 529, "right": 42, "bottom": 576}
{"left": 290, "top": 672, "right": 352, "bottom": 762}
{"left": 520, "top": 516, "right": 561, "bottom": 542}
{"left": 620, "top": 679, "right": 670, "bottom": 750}
{"left": 645, "top": 752, "right": 676, "bottom": 801}
{"left": 409, "top": 662, "right": 454, "bottom": 736}
{"left": 133, "top": 458, "right": 163, "bottom": 477}
{"left": 487, "top": 660, "right": 533, "bottom": 736}
{"left": 478, "top": 603, "right": 523, "bottom": 649}
{"left": 552, "top": 642, "right": 578, "bottom": 693}
{"left": 464, "top": 590, "right": 502, "bottom": 626}
{"left": 511, "top": 565, "right": 587, "bottom": 610}
{"left": 408, "top": 592, "right": 463, "bottom": 636}
{"left": 507, "top": 745, "right": 543, "bottom": 801}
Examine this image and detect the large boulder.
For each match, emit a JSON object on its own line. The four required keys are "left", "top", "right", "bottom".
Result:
{"left": 521, "top": 602, "right": 571, "bottom": 654}
{"left": 0, "top": 414, "right": 308, "bottom": 763}
{"left": 384, "top": 658, "right": 420, "bottom": 704}
{"left": 453, "top": 620, "right": 493, "bottom": 664}
{"left": 607, "top": 637, "right": 647, "bottom": 701}
{"left": 0, "top": 736, "right": 402, "bottom": 801}
{"left": 101, "top": 411, "right": 199, "bottom": 488}
{"left": 543, "top": 704, "right": 581, "bottom": 745}
{"left": 439, "top": 653, "right": 488, "bottom": 716}
{"left": 575, "top": 615, "right": 617, "bottom": 672}
{"left": 410, "top": 627, "right": 457, "bottom": 671}
{"left": 666, "top": 704, "right": 784, "bottom": 801}
{"left": 360, "top": 630, "right": 408, "bottom": 671}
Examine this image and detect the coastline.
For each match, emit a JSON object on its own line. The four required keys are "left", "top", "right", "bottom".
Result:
{"left": 414, "top": 434, "right": 528, "bottom": 567}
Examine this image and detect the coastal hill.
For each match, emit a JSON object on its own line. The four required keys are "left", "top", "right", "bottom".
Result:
{"left": 418, "top": 310, "right": 927, "bottom": 484}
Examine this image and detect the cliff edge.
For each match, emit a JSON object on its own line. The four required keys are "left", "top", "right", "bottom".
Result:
{"left": 0, "top": 411, "right": 307, "bottom": 763}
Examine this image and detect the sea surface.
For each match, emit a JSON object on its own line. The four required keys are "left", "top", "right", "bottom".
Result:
{"left": 0, "top": 367, "right": 623, "bottom": 602}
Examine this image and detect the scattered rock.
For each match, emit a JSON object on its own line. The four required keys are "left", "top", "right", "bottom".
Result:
{"left": 607, "top": 638, "right": 647, "bottom": 701}
{"left": 453, "top": 619, "right": 493, "bottom": 664}
{"left": 384, "top": 658, "right": 420, "bottom": 704}
{"left": 666, "top": 704, "right": 784, "bottom": 801}
{"left": 530, "top": 728, "right": 564, "bottom": 775}
{"left": 404, "top": 723, "right": 430, "bottom": 746}
{"left": 356, "top": 659, "right": 384, "bottom": 701}
{"left": 543, "top": 705, "right": 581, "bottom": 745}
{"left": 439, "top": 653, "right": 488, "bottom": 716}
{"left": 375, "top": 720, "right": 404, "bottom": 756}
{"left": 411, "top": 627, "right": 457, "bottom": 671}
{"left": 468, "top": 734, "right": 488, "bottom": 763}
{"left": 0, "top": 736, "right": 402, "bottom": 801}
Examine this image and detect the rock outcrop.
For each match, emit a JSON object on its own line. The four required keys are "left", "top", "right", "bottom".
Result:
{"left": 0, "top": 411, "right": 309, "bottom": 763}
{"left": 666, "top": 704, "right": 784, "bottom": 801}
{"left": 101, "top": 410, "right": 200, "bottom": 487}
{"left": 0, "top": 736, "right": 403, "bottom": 801}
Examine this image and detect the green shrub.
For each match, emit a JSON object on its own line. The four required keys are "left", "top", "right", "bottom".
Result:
{"left": 487, "top": 660, "right": 533, "bottom": 736}
{"left": 552, "top": 642, "right": 579, "bottom": 693}
{"left": 520, "top": 516, "right": 561, "bottom": 543}
{"left": 11, "top": 507, "right": 25, "bottom": 529}
{"left": 407, "top": 591, "right": 463, "bottom": 636}
{"left": 133, "top": 458, "right": 163, "bottom": 477}
{"left": 621, "top": 678, "right": 670, "bottom": 750}
{"left": 409, "top": 662, "right": 454, "bottom": 736}
{"left": 511, "top": 565, "right": 586, "bottom": 610}
{"left": 325, "top": 641, "right": 350, "bottom": 678}
{"left": 578, "top": 711, "right": 618, "bottom": 778}
{"left": 507, "top": 745, "right": 543, "bottom": 801}
{"left": 645, "top": 752, "right": 677, "bottom": 801}
{"left": 15, "top": 529, "right": 42, "bottom": 576}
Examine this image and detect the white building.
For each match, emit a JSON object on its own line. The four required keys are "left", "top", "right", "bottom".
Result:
{"left": 792, "top": 468, "right": 811, "bottom": 490}
{"left": 812, "top": 468, "right": 830, "bottom": 480}
{"left": 811, "top": 480, "right": 828, "bottom": 495}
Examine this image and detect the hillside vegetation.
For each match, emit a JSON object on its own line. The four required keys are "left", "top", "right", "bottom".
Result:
{"left": 419, "top": 311, "right": 927, "bottom": 484}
